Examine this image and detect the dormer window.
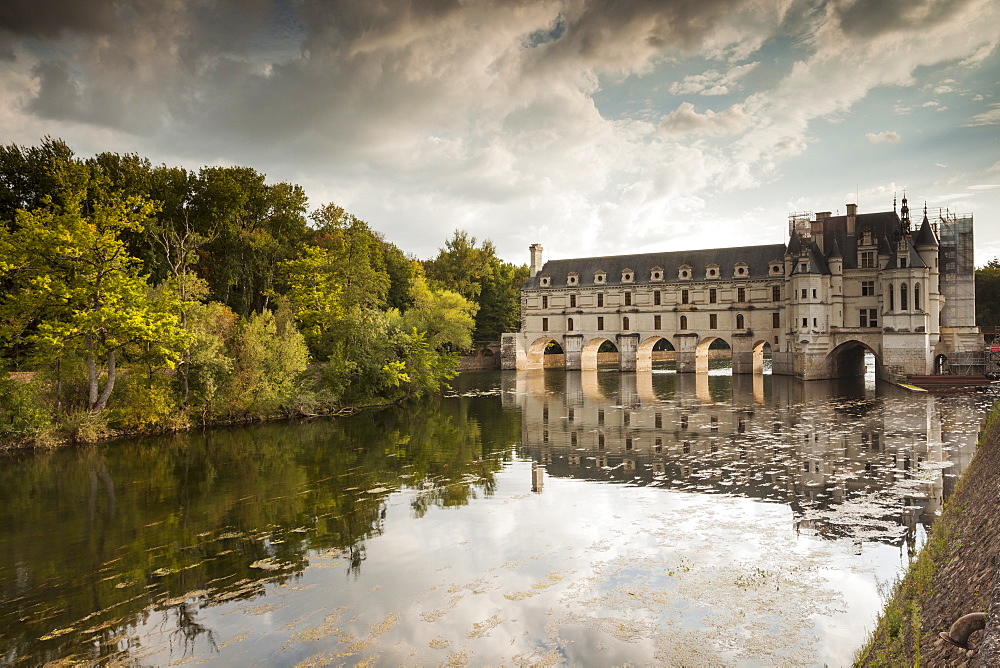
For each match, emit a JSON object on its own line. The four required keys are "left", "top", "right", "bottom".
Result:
{"left": 539, "top": 274, "right": 550, "bottom": 287}
{"left": 769, "top": 263, "right": 782, "bottom": 276}
{"left": 679, "top": 264, "right": 692, "bottom": 280}
{"left": 567, "top": 272, "right": 579, "bottom": 286}
{"left": 900, "top": 257, "right": 907, "bottom": 268}
{"left": 650, "top": 266, "right": 663, "bottom": 282}
{"left": 621, "top": 268, "right": 634, "bottom": 283}
{"left": 706, "top": 263, "right": 720, "bottom": 279}
{"left": 594, "top": 270, "right": 606, "bottom": 284}
{"left": 734, "top": 263, "right": 748, "bottom": 277}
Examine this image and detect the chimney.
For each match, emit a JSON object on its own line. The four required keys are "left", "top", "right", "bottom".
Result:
{"left": 811, "top": 213, "right": 829, "bottom": 253}
{"left": 529, "top": 243, "right": 544, "bottom": 278}
{"left": 846, "top": 203, "right": 857, "bottom": 235}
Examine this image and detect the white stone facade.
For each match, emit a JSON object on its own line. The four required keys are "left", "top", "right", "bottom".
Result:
{"left": 502, "top": 201, "right": 979, "bottom": 380}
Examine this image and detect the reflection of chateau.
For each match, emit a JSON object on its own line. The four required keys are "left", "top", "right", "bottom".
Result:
{"left": 506, "top": 370, "right": 982, "bottom": 544}
{"left": 502, "top": 201, "right": 978, "bottom": 380}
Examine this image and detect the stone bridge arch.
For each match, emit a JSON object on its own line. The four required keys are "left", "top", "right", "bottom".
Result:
{"left": 695, "top": 335, "right": 732, "bottom": 373}
{"left": 827, "top": 339, "right": 884, "bottom": 379}
{"left": 579, "top": 336, "right": 618, "bottom": 370}
{"left": 635, "top": 335, "right": 676, "bottom": 371}
{"left": 523, "top": 336, "right": 563, "bottom": 369}
{"left": 752, "top": 340, "right": 773, "bottom": 374}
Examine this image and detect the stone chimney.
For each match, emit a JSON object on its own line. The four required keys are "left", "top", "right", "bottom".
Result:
{"left": 811, "top": 213, "right": 829, "bottom": 253}
{"left": 529, "top": 243, "right": 544, "bottom": 278}
{"left": 846, "top": 203, "right": 857, "bottom": 235}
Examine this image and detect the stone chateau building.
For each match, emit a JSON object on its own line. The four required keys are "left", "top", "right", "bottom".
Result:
{"left": 501, "top": 198, "right": 979, "bottom": 380}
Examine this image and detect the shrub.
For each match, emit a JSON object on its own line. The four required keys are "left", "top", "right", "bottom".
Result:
{"left": 0, "top": 372, "right": 51, "bottom": 442}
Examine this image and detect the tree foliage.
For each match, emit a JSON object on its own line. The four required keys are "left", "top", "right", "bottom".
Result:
{"left": 0, "top": 138, "right": 526, "bottom": 444}
{"left": 0, "top": 190, "right": 186, "bottom": 412}
{"left": 976, "top": 259, "right": 1000, "bottom": 327}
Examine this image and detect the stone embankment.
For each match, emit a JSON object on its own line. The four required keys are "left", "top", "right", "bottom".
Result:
{"left": 857, "top": 404, "right": 1000, "bottom": 666}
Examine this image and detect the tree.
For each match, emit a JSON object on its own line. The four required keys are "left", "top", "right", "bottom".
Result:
{"left": 976, "top": 259, "right": 1000, "bottom": 327}
{"left": 188, "top": 167, "right": 309, "bottom": 316}
{"left": 0, "top": 137, "right": 79, "bottom": 225}
{"left": 395, "top": 271, "right": 477, "bottom": 351}
{"left": 0, "top": 191, "right": 187, "bottom": 412}
{"left": 423, "top": 230, "right": 524, "bottom": 343}
{"left": 424, "top": 229, "right": 497, "bottom": 302}
{"left": 476, "top": 258, "right": 528, "bottom": 343}
{"left": 278, "top": 245, "right": 345, "bottom": 359}
{"left": 310, "top": 203, "right": 391, "bottom": 310}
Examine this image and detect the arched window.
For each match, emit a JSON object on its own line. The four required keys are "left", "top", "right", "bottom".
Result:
{"left": 914, "top": 283, "right": 921, "bottom": 310}
{"left": 736, "top": 313, "right": 745, "bottom": 329}
{"left": 680, "top": 315, "right": 688, "bottom": 329}
{"left": 622, "top": 316, "right": 630, "bottom": 331}
{"left": 901, "top": 282, "right": 908, "bottom": 311}
{"left": 567, "top": 317, "right": 574, "bottom": 331}
{"left": 889, "top": 284, "right": 895, "bottom": 311}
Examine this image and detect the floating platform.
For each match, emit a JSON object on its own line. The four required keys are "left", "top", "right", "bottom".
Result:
{"left": 905, "top": 374, "right": 999, "bottom": 391}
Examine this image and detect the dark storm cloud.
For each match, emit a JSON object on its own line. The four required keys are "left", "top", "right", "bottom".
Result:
{"left": 532, "top": 0, "right": 763, "bottom": 67}
{"left": 0, "top": 0, "right": 118, "bottom": 55}
{"left": 831, "top": 0, "right": 976, "bottom": 38}
{"left": 28, "top": 59, "right": 81, "bottom": 119}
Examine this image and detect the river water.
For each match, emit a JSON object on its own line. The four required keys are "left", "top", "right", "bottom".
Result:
{"left": 0, "top": 368, "right": 993, "bottom": 666}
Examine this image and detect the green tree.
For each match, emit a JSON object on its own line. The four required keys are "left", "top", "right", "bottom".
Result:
{"left": 278, "top": 245, "right": 345, "bottom": 359}
{"left": 0, "top": 137, "right": 79, "bottom": 225}
{"left": 424, "top": 229, "right": 497, "bottom": 302}
{"left": 310, "top": 203, "right": 391, "bottom": 310}
{"left": 0, "top": 192, "right": 187, "bottom": 412}
{"left": 423, "top": 230, "right": 524, "bottom": 343}
{"left": 223, "top": 308, "right": 310, "bottom": 419}
{"left": 476, "top": 258, "right": 528, "bottom": 342}
{"left": 395, "top": 271, "right": 477, "bottom": 351}
{"left": 976, "top": 259, "right": 1000, "bottom": 327}
{"left": 189, "top": 167, "right": 310, "bottom": 316}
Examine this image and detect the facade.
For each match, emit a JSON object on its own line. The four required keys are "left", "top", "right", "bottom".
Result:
{"left": 501, "top": 199, "right": 979, "bottom": 380}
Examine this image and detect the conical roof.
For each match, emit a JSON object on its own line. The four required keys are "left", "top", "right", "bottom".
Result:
{"left": 914, "top": 215, "right": 938, "bottom": 248}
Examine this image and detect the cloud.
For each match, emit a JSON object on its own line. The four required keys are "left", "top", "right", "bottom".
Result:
{"left": 866, "top": 130, "right": 902, "bottom": 144}
{"left": 0, "top": 0, "right": 998, "bottom": 261}
{"left": 659, "top": 102, "right": 750, "bottom": 136}
{"left": 668, "top": 61, "right": 759, "bottom": 96}
{"left": 965, "top": 103, "right": 1000, "bottom": 126}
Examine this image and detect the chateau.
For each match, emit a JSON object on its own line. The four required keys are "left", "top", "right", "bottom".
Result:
{"left": 501, "top": 198, "right": 979, "bottom": 380}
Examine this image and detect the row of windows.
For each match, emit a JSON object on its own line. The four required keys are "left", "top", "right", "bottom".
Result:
{"left": 538, "top": 263, "right": 781, "bottom": 287}
{"left": 539, "top": 286, "right": 778, "bottom": 309}
{"left": 541, "top": 313, "right": 778, "bottom": 331}
{"left": 858, "top": 249, "right": 914, "bottom": 270}
{"left": 888, "top": 282, "right": 920, "bottom": 311}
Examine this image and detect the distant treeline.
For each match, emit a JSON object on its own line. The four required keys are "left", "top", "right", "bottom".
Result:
{"left": 0, "top": 137, "right": 527, "bottom": 445}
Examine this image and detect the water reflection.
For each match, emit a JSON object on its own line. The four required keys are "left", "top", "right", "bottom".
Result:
{"left": 507, "top": 370, "right": 985, "bottom": 549}
{"left": 0, "top": 370, "right": 992, "bottom": 666}
{"left": 0, "top": 397, "right": 518, "bottom": 666}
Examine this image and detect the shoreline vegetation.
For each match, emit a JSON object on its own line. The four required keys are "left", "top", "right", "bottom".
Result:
{"left": 0, "top": 138, "right": 527, "bottom": 450}
{"left": 855, "top": 402, "right": 1000, "bottom": 666}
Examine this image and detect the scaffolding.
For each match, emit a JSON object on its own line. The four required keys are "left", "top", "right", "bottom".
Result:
{"left": 788, "top": 212, "right": 813, "bottom": 239}
{"left": 937, "top": 210, "right": 976, "bottom": 329}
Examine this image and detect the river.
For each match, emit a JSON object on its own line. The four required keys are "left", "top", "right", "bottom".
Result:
{"left": 0, "top": 368, "right": 993, "bottom": 666}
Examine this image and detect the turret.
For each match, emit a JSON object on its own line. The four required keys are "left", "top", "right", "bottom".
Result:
{"left": 900, "top": 194, "right": 911, "bottom": 235}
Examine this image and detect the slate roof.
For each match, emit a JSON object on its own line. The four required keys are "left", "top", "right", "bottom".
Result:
{"left": 524, "top": 208, "right": 927, "bottom": 290}
{"left": 914, "top": 215, "right": 939, "bottom": 247}
{"left": 524, "top": 244, "right": 787, "bottom": 289}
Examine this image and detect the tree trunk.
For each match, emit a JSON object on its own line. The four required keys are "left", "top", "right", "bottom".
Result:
{"left": 93, "top": 349, "right": 117, "bottom": 412}
{"left": 87, "top": 349, "right": 99, "bottom": 411}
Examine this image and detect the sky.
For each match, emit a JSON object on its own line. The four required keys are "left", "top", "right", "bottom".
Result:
{"left": 1, "top": 0, "right": 999, "bottom": 266}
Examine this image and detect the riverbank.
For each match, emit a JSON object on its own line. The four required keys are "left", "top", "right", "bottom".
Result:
{"left": 856, "top": 402, "right": 1000, "bottom": 666}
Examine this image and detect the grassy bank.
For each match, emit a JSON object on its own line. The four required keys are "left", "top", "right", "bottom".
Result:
{"left": 855, "top": 403, "right": 1000, "bottom": 666}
